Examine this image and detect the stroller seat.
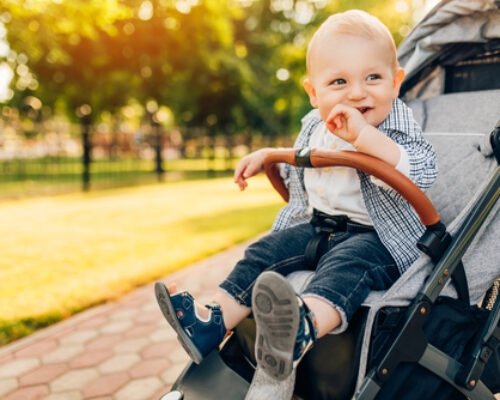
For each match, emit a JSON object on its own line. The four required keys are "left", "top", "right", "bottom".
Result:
{"left": 162, "top": 108, "right": 499, "bottom": 400}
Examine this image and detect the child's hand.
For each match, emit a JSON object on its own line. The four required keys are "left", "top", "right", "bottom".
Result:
{"left": 325, "top": 104, "right": 369, "bottom": 144}
{"left": 234, "top": 148, "right": 274, "bottom": 191}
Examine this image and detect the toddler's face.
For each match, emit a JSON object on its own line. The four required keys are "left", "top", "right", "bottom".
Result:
{"left": 306, "top": 33, "right": 402, "bottom": 128}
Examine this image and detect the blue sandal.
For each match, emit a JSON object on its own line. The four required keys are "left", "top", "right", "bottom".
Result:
{"left": 154, "top": 282, "right": 228, "bottom": 364}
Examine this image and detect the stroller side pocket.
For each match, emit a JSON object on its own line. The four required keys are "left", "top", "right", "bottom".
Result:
{"left": 368, "top": 296, "right": 492, "bottom": 400}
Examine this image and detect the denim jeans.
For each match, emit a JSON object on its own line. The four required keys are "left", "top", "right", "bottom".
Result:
{"left": 219, "top": 222, "right": 400, "bottom": 322}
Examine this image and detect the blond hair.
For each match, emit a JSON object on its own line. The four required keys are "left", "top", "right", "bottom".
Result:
{"left": 306, "top": 10, "right": 399, "bottom": 74}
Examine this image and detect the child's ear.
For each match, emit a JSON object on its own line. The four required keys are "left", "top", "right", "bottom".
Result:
{"left": 303, "top": 79, "right": 318, "bottom": 108}
{"left": 392, "top": 68, "right": 405, "bottom": 97}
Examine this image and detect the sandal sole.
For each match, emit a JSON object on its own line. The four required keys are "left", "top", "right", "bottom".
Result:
{"left": 252, "top": 271, "right": 300, "bottom": 381}
{"left": 154, "top": 282, "right": 204, "bottom": 364}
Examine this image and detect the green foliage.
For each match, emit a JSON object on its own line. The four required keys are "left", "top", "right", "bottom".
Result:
{"left": 0, "top": 314, "right": 65, "bottom": 346}
{"left": 2, "top": 0, "right": 417, "bottom": 136}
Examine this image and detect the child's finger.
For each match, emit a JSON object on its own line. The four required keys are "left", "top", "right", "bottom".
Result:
{"left": 234, "top": 176, "right": 247, "bottom": 191}
{"left": 234, "top": 159, "right": 248, "bottom": 182}
{"left": 334, "top": 115, "right": 343, "bottom": 129}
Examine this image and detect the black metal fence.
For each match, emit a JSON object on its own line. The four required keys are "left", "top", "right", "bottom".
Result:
{"left": 0, "top": 121, "right": 245, "bottom": 200}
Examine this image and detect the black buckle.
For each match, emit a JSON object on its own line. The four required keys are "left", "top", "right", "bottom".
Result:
{"left": 311, "top": 210, "right": 349, "bottom": 232}
{"left": 295, "top": 147, "right": 313, "bottom": 167}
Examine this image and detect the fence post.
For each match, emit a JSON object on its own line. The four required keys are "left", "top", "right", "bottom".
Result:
{"left": 152, "top": 117, "right": 164, "bottom": 182}
{"left": 81, "top": 114, "right": 92, "bottom": 191}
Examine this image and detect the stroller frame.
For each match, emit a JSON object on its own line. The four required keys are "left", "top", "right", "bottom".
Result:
{"left": 355, "top": 162, "right": 500, "bottom": 400}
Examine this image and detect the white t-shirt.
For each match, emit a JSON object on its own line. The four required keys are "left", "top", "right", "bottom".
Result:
{"left": 304, "top": 123, "right": 410, "bottom": 226}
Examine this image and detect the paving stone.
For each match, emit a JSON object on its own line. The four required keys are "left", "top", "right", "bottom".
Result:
{"left": 112, "top": 338, "right": 149, "bottom": 354}
{"left": 114, "top": 377, "right": 163, "bottom": 400}
{"left": 149, "top": 327, "right": 176, "bottom": 343}
{"left": 167, "top": 347, "right": 190, "bottom": 364}
{"left": 0, "top": 238, "right": 257, "bottom": 399}
{"left": 100, "top": 320, "right": 132, "bottom": 334}
{"left": 0, "top": 357, "right": 40, "bottom": 378}
{"left": 119, "top": 292, "right": 150, "bottom": 307}
{"left": 124, "top": 324, "right": 157, "bottom": 339}
{"left": 160, "top": 363, "right": 186, "bottom": 385}
{"left": 42, "top": 345, "right": 84, "bottom": 364}
{"left": 98, "top": 354, "right": 140, "bottom": 374}
{"left": 0, "top": 353, "right": 14, "bottom": 364}
{"left": 141, "top": 341, "right": 178, "bottom": 360}
{"left": 14, "top": 340, "right": 58, "bottom": 358}
{"left": 110, "top": 308, "right": 139, "bottom": 321}
{"left": 42, "top": 390, "right": 82, "bottom": 400}
{"left": 69, "top": 349, "right": 112, "bottom": 369}
{"left": 134, "top": 310, "right": 160, "bottom": 324}
{"left": 81, "top": 372, "right": 128, "bottom": 398}
{"left": 47, "top": 326, "right": 76, "bottom": 340}
{"left": 59, "top": 330, "right": 98, "bottom": 345}
{"left": 86, "top": 334, "right": 122, "bottom": 351}
{"left": 77, "top": 315, "right": 108, "bottom": 330}
{"left": 140, "top": 301, "right": 159, "bottom": 312}
{"left": 2, "top": 385, "right": 49, "bottom": 400}
{"left": 129, "top": 358, "right": 171, "bottom": 379}
{"left": 19, "top": 363, "right": 68, "bottom": 386}
{"left": 0, "top": 377, "right": 18, "bottom": 397}
{"left": 85, "top": 397, "right": 112, "bottom": 400}
{"left": 50, "top": 368, "right": 99, "bottom": 392}
{"left": 87, "top": 398, "right": 112, "bottom": 400}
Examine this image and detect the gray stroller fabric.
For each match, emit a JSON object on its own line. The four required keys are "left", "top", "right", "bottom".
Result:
{"left": 354, "top": 131, "right": 499, "bottom": 390}
{"left": 284, "top": 129, "right": 499, "bottom": 391}
{"left": 407, "top": 90, "right": 500, "bottom": 133}
{"left": 397, "top": 0, "right": 500, "bottom": 86}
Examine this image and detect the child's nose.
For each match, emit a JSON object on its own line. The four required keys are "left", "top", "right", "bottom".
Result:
{"left": 347, "top": 83, "right": 367, "bottom": 100}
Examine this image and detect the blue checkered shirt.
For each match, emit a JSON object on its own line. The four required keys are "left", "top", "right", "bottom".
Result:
{"left": 271, "top": 98, "right": 438, "bottom": 274}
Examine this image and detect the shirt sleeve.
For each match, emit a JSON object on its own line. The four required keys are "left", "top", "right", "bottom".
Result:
{"left": 378, "top": 99, "right": 438, "bottom": 192}
{"left": 370, "top": 144, "right": 410, "bottom": 189}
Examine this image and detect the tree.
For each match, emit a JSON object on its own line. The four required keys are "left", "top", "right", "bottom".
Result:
{"left": 2, "top": 0, "right": 417, "bottom": 145}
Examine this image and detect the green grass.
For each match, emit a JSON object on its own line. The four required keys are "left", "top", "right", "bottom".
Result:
{"left": 0, "top": 175, "right": 284, "bottom": 345}
{"left": 0, "top": 157, "right": 239, "bottom": 199}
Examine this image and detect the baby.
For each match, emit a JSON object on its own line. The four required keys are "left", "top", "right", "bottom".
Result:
{"left": 155, "top": 9, "right": 437, "bottom": 393}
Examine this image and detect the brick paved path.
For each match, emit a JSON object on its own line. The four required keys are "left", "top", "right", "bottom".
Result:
{"left": 0, "top": 239, "right": 252, "bottom": 400}
{"left": 1, "top": 237, "right": 499, "bottom": 400}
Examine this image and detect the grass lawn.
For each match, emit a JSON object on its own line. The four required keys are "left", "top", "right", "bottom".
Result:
{"left": 0, "top": 157, "right": 239, "bottom": 199}
{"left": 0, "top": 175, "right": 284, "bottom": 345}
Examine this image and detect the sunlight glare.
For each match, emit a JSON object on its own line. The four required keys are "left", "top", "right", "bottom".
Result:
{"left": 0, "top": 63, "right": 14, "bottom": 102}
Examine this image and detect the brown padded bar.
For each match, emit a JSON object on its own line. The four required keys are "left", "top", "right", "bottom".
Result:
{"left": 263, "top": 148, "right": 440, "bottom": 227}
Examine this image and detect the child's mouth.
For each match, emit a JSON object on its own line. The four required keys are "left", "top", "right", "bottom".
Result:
{"left": 357, "top": 107, "right": 372, "bottom": 114}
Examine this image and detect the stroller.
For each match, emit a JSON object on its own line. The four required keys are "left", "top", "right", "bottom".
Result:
{"left": 159, "top": 1, "right": 500, "bottom": 399}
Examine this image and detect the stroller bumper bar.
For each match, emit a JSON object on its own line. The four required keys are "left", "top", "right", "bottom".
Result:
{"left": 263, "top": 148, "right": 441, "bottom": 226}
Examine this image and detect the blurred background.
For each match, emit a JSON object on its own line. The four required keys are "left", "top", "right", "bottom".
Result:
{"left": 0, "top": 0, "right": 438, "bottom": 198}
{"left": 0, "top": 0, "right": 438, "bottom": 345}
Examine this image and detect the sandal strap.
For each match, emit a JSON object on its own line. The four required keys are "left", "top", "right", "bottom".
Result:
{"left": 301, "top": 300, "right": 319, "bottom": 343}
{"left": 205, "top": 302, "right": 224, "bottom": 327}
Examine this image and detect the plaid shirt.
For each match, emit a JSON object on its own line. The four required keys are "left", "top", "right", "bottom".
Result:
{"left": 271, "top": 99, "right": 438, "bottom": 274}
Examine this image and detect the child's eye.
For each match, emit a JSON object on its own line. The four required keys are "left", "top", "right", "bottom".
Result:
{"left": 330, "top": 78, "right": 346, "bottom": 85}
{"left": 367, "top": 74, "right": 381, "bottom": 81}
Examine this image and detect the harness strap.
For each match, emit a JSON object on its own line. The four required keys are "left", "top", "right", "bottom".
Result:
{"left": 304, "top": 234, "right": 325, "bottom": 270}
{"left": 304, "top": 210, "right": 375, "bottom": 269}
{"left": 451, "top": 261, "right": 470, "bottom": 305}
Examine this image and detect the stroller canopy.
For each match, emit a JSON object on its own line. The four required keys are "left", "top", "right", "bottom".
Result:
{"left": 398, "top": 0, "right": 500, "bottom": 98}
